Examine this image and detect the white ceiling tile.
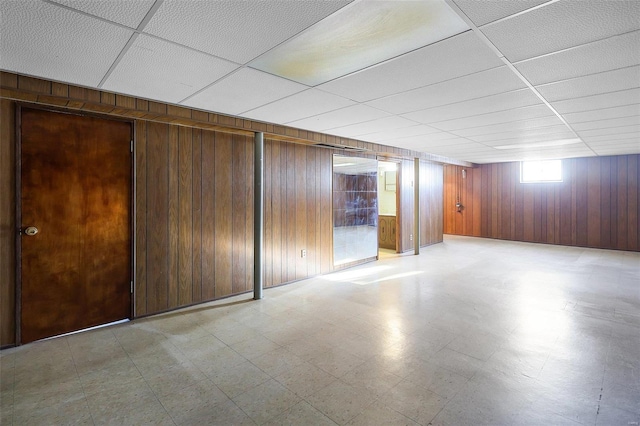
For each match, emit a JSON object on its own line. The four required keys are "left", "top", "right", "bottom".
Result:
{"left": 491, "top": 144, "right": 595, "bottom": 160}
{"left": 365, "top": 66, "right": 526, "bottom": 114}
{"left": 451, "top": 0, "right": 549, "bottom": 26}
{"left": 535, "top": 66, "right": 640, "bottom": 102}
{"left": 551, "top": 89, "right": 640, "bottom": 114}
{"left": 481, "top": 0, "right": 640, "bottom": 62}
{"left": 358, "top": 125, "right": 441, "bottom": 143}
{"left": 241, "top": 89, "right": 355, "bottom": 124}
{"left": 327, "top": 116, "right": 419, "bottom": 138}
{"left": 591, "top": 145, "right": 640, "bottom": 156}
{"left": 50, "top": 0, "right": 155, "bottom": 28}
{"left": 429, "top": 104, "right": 555, "bottom": 132}
{"left": 287, "top": 105, "right": 390, "bottom": 132}
{"left": 453, "top": 116, "right": 565, "bottom": 138}
{"left": 103, "top": 35, "right": 238, "bottom": 104}
{"left": 388, "top": 137, "right": 476, "bottom": 153}
{"left": 577, "top": 125, "right": 640, "bottom": 138}
{"left": 182, "top": 68, "right": 307, "bottom": 116}
{"left": 0, "top": 0, "right": 133, "bottom": 87}
{"left": 317, "top": 30, "right": 501, "bottom": 101}
{"left": 481, "top": 132, "right": 579, "bottom": 148}
{"left": 515, "top": 30, "right": 640, "bottom": 86}
{"left": 563, "top": 104, "right": 640, "bottom": 124}
{"left": 250, "top": 0, "right": 468, "bottom": 86}
{"left": 582, "top": 133, "right": 639, "bottom": 143}
{"left": 144, "top": 0, "right": 352, "bottom": 64}
{"left": 467, "top": 125, "right": 573, "bottom": 143}
{"left": 572, "top": 116, "right": 640, "bottom": 132}
{"left": 399, "top": 89, "right": 541, "bottom": 122}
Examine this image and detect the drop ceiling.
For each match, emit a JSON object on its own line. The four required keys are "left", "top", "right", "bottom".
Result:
{"left": 1, "top": 0, "right": 638, "bottom": 164}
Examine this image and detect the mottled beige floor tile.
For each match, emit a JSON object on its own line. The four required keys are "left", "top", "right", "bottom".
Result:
{"left": 264, "top": 401, "right": 336, "bottom": 426}
{"left": 191, "top": 346, "right": 248, "bottom": 378}
{"left": 92, "top": 397, "right": 175, "bottom": 425}
{"left": 274, "top": 362, "right": 337, "bottom": 398}
{"left": 158, "top": 379, "right": 230, "bottom": 424}
{"left": 79, "top": 360, "right": 144, "bottom": 396}
{"left": 12, "top": 395, "right": 92, "bottom": 426}
{"left": 346, "top": 404, "right": 419, "bottom": 426}
{"left": 382, "top": 379, "right": 447, "bottom": 425}
{"left": 212, "top": 323, "right": 261, "bottom": 346}
{"left": 250, "top": 346, "right": 305, "bottom": 377}
{"left": 308, "top": 348, "right": 366, "bottom": 378}
{"left": 230, "top": 335, "right": 280, "bottom": 360}
{"left": 85, "top": 381, "right": 158, "bottom": 420}
{"left": 13, "top": 377, "right": 85, "bottom": 412}
{"left": 172, "top": 399, "right": 255, "bottom": 426}
{"left": 307, "top": 380, "right": 377, "bottom": 425}
{"left": 340, "top": 361, "right": 403, "bottom": 398}
{"left": 209, "top": 360, "right": 271, "bottom": 398}
{"left": 145, "top": 361, "right": 208, "bottom": 397}
{"left": 402, "top": 358, "right": 468, "bottom": 400}
{"left": 233, "top": 379, "right": 301, "bottom": 424}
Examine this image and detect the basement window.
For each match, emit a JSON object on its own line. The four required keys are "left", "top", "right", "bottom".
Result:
{"left": 520, "top": 160, "right": 563, "bottom": 183}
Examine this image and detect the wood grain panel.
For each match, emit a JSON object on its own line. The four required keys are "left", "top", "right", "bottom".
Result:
{"left": 134, "top": 121, "right": 147, "bottom": 316}
{"left": 214, "top": 132, "right": 233, "bottom": 298}
{"left": 245, "top": 135, "right": 254, "bottom": 293}
{"left": 192, "top": 129, "right": 202, "bottom": 302}
{"left": 178, "top": 127, "right": 193, "bottom": 306}
{"left": 200, "top": 130, "right": 216, "bottom": 300}
{"left": 0, "top": 99, "right": 16, "bottom": 345}
{"left": 295, "top": 144, "right": 308, "bottom": 280}
{"left": 232, "top": 134, "right": 247, "bottom": 295}
{"left": 168, "top": 126, "right": 179, "bottom": 307}
{"left": 146, "top": 122, "right": 169, "bottom": 313}
{"left": 285, "top": 144, "right": 296, "bottom": 282}
{"left": 444, "top": 156, "right": 640, "bottom": 252}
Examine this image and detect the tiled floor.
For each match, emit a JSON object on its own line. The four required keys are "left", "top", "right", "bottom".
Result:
{"left": 1, "top": 235, "right": 639, "bottom": 425}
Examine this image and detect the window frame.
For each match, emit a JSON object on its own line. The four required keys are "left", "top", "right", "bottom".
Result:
{"left": 520, "top": 159, "right": 563, "bottom": 184}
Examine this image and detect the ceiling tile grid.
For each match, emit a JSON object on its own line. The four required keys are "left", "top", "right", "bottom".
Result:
{"left": 286, "top": 104, "right": 390, "bottom": 132}
{"left": 240, "top": 89, "right": 355, "bottom": 124}
{"left": 452, "top": 116, "right": 565, "bottom": 138}
{"left": 400, "top": 88, "right": 542, "bottom": 124}
{"left": 143, "top": 0, "right": 353, "bottom": 64}
{"left": 550, "top": 89, "right": 640, "bottom": 114}
{"left": 50, "top": 0, "right": 155, "bottom": 28}
{"left": 366, "top": 66, "right": 527, "bottom": 116}
{"left": 514, "top": 30, "right": 640, "bottom": 86}
{"left": 249, "top": 0, "right": 469, "bottom": 86}
{"left": 535, "top": 66, "right": 640, "bottom": 103}
{"left": 480, "top": 0, "right": 640, "bottom": 62}
{"left": 316, "top": 30, "right": 502, "bottom": 102}
{"left": 102, "top": 34, "right": 239, "bottom": 104}
{"left": 326, "top": 116, "right": 419, "bottom": 138}
{"left": 182, "top": 68, "right": 308, "bottom": 116}
{"left": 451, "top": 0, "right": 550, "bottom": 27}
{"left": 428, "top": 104, "right": 556, "bottom": 132}
{"left": 2, "top": 0, "right": 639, "bottom": 164}
{"left": 0, "top": 0, "right": 133, "bottom": 87}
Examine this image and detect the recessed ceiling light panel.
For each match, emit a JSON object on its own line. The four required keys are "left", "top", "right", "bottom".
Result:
{"left": 249, "top": 0, "right": 469, "bottom": 85}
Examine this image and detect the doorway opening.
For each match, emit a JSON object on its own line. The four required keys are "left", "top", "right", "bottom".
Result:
{"left": 377, "top": 160, "right": 400, "bottom": 258}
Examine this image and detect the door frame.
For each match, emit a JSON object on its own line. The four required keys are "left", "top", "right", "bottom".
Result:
{"left": 376, "top": 156, "right": 402, "bottom": 254}
{"left": 15, "top": 104, "right": 135, "bottom": 345}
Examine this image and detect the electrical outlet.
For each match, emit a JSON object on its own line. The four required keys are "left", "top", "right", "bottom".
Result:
{"left": 301, "top": 249, "right": 307, "bottom": 258}
{"left": 409, "top": 234, "right": 413, "bottom": 241}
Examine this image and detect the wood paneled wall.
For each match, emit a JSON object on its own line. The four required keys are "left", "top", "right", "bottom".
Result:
{"left": 444, "top": 156, "right": 640, "bottom": 251}
{"left": 134, "top": 123, "right": 254, "bottom": 316}
{"left": 264, "top": 139, "right": 333, "bottom": 287}
{"left": 420, "top": 161, "right": 444, "bottom": 247}
{"left": 0, "top": 99, "right": 16, "bottom": 346}
{"left": 398, "top": 159, "right": 415, "bottom": 253}
{"left": 0, "top": 71, "right": 449, "bottom": 346}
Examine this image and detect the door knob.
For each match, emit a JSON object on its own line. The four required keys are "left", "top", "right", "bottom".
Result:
{"left": 24, "top": 226, "right": 39, "bottom": 236}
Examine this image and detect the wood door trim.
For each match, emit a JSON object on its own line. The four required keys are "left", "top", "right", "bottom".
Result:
{"left": 15, "top": 104, "right": 135, "bottom": 345}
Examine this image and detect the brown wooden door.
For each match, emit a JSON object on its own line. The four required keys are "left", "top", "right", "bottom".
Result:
{"left": 20, "top": 108, "right": 132, "bottom": 343}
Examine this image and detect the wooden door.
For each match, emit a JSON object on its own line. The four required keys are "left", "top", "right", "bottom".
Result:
{"left": 19, "top": 108, "right": 132, "bottom": 343}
